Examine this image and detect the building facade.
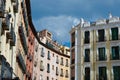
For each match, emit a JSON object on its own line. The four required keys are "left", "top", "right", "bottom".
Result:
{"left": 32, "top": 30, "right": 70, "bottom": 80}
{"left": 16, "top": 0, "right": 29, "bottom": 80}
{"left": 0, "top": 0, "right": 32, "bottom": 80}
{"left": 70, "top": 15, "right": 120, "bottom": 80}
{"left": 0, "top": 0, "right": 20, "bottom": 79}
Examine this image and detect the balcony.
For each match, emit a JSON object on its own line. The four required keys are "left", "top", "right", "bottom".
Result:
{"left": 19, "top": 26, "right": 28, "bottom": 55}
{"left": 27, "top": 54, "right": 33, "bottom": 61}
{"left": 2, "top": 14, "right": 11, "bottom": 30}
{"left": 60, "top": 73, "right": 64, "bottom": 77}
{"left": 41, "top": 51, "right": 44, "bottom": 57}
{"left": 0, "top": 0, "right": 5, "bottom": 18}
{"left": 10, "top": 31, "right": 16, "bottom": 46}
{"left": 40, "top": 65, "right": 44, "bottom": 71}
{"left": 35, "top": 45, "right": 38, "bottom": 52}
{"left": 26, "top": 71, "right": 30, "bottom": 77}
{"left": 34, "top": 61, "right": 37, "bottom": 67}
{"left": 21, "top": 1, "right": 29, "bottom": 36}
{"left": 12, "top": 0, "right": 18, "bottom": 13}
{"left": 66, "top": 63, "right": 69, "bottom": 67}
{"left": 56, "top": 70, "right": 59, "bottom": 76}
{"left": 16, "top": 51, "right": 26, "bottom": 73}
{"left": 56, "top": 59, "right": 59, "bottom": 64}
{"left": 6, "top": 27, "right": 16, "bottom": 46}
{"left": 47, "top": 70, "right": 50, "bottom": 73}
{"left": 65, "top": 74, "right": 69, "bottom": 78}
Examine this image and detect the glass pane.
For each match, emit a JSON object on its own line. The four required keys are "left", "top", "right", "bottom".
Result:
{"left": 85, "top": 67, "right": 90, "bottom": 80}
{"left": 111, "top": 27, "right": 118, "bottom": 40}
{"left": 99, "top": 67, "right": 107, "bottom": 80}
{"left": 99, "top": 48, "right": 106, "bottom": 60}
{"left": 113, "top": 66, "right": 120, "bottom": 80}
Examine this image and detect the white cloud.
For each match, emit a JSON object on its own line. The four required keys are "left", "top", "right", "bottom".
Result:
{"left": 33, "top": 15, "right": 80, "bottom": 45}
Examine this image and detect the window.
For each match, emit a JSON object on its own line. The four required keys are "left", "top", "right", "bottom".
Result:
{"left": 52, "top": 65, "right": 54, "bottom": 70}
{"left": 65, "top": 70, "right": 69, "bottom": 78}
{"left": 47, "top": 51, "right": 50, "bottom": 60}
{"left": 99, "top": 67, "right": 107, "bottom": 80}
{"left": 84, "top": 31, "right": 90, "bottom": 44}
{"left": 98, "top": 47, "right": 106, "bottom": 61}
{"left": 111, "top": 46, "right": 119, "bottom": 60}
{"left": 47, "top": 64, "right": 50, "bottom": 73}
{"left": 85, "top": 67, "right": 90, "bottom": 80}
{"left": 111, "top": 27, "right": 118, "bottom": 40}
{"left": 60, "top": 69, "right": 63, "bottom": 77}
{"left": 71, "top": 59, "right": 75, "bottom": 64}
{"left": 53, "top": 53, "right": 54, "bottom": 57}
{"left": 66, "top": 59, "right": 69, "bottom": 67}
{"left": 34, "top": 60, "right": 37, "bottom": 67}
{"left": 56, "top": 67, "right": 59, "bottom": 75}
{"left": 35, "top": 45, "right": 38, "bottom": 52}
{"left": 41, "top": 48, "right": 44, "bottom": 57}
{"left": 60, "top": 57, "right": 64, "bottom": 65}
{"left": 40, "top": 61, "right": 44, "bottom": 71}
{"left": 113, "top": 66, "right": 120, "bottom": 80}
{"left": 71, "top": 77, "right": 75, "bottom": 80}
{"left": 56, "top": 56, "right": 59, "bottom": 64}
{"left": 84, "top": 49, "right": 90, "bottom": 62}
{"left": 71, "top": 66, "right": 75, "bottom": 77}
{"left": 71, "top": 49, "right": 75, "bottom": 64}
{"left": 98, "top": 29, "right": 105, "bottom": 42}
{"left": 52, "top": 78, "right": 54, "bottom": 80}
{"left": 47, "top": 76, "right": 49, "bottom": 80}
{"left": 40, "top": 75, "right": 43, "bottom": 80}
{"left": 33, "top": 76, "right": 36, "bottom": 80}
{"left": 71, "top": 32, "right": 75, "bottom": 47}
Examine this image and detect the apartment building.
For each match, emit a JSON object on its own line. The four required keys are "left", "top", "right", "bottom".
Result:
{"left": 32, "top": 30, "right": 70, "bottom": 80}
{"left": 70, "top": 14, "right": 120, "bottom": 80}
{"left": 0, "top": 0, "right": 19, "bottom": 79}
{"left": 24, "top": 0, "right": 35, "bottom": 80}
{"left": 16, "top": 0, "right": 29, "bottom": 80}
{"left": 0, "top": 0, "right": 31, "bottom": 80}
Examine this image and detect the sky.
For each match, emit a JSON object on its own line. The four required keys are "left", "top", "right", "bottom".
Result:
{"left": 30, "top": 0, "right": 120, "bottom": 47}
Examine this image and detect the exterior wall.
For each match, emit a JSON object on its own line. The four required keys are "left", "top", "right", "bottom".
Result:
{"left": 16, "top": 0, "right": 28, "bottom": 80}
{"left": 33, "top": 30, "right": 70, "bottom": 80}
{"left": 25, "top": 24, "right": 35, "bottom": 80}
{"left": 0, "top": 0, "right": 19, "bottom": 79}
{"left": 70, "top": 16, "right": 120, "bottom": 80}
{"left": 70, "top": 26, "right": 81, "bottom": 80}
{"left": 0, "top": 0, "right": 30, "bottom": 80}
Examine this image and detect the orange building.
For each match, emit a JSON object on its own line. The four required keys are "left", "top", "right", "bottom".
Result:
{"left": 25, "top": 0, "right": 36, "bottom": 80}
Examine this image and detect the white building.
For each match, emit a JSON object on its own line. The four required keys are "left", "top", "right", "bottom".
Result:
{"left": 70, "top": 15, "right": 120, "bottom": 80}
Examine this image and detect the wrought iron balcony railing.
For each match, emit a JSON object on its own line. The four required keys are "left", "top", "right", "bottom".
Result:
{"left": 16, "top": 51, "right": 26, "bottom": 73}
{"left": 6, "top": 26, "right": 16, "bottom": 46}
{"left": 2, "top": 14, "right": 11, "bottom": 30}
{"left": 19, "top": 26, "right": 28, "bottom": 54}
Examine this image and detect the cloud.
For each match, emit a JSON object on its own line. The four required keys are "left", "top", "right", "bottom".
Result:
{"left": 33, "top": 15, "right": 80, "bottom": 46}
{"left": 31, "top": 0, "right": 120, "bottom": 47}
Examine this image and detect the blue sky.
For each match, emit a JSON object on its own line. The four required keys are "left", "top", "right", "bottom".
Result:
{"left": 31, "top": 0, "right": 120, "bottom": 47}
